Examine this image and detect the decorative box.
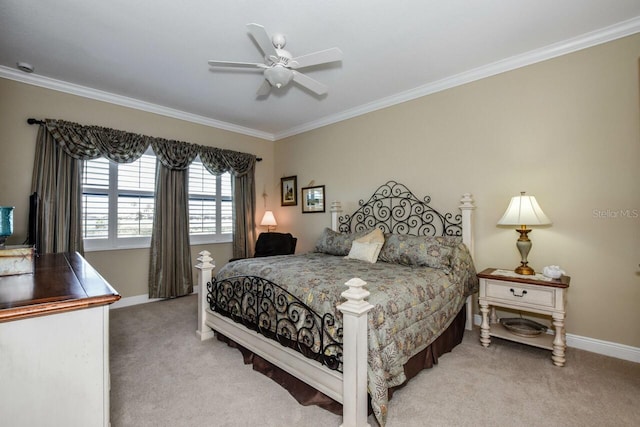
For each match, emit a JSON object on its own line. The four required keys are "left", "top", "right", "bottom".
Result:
{"left": 0, "top": 245, "right": 35, "bottom": 276}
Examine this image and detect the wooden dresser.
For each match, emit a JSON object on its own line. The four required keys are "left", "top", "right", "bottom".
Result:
{"left": 0, "top": 252, "right": 120, "bottom": 427}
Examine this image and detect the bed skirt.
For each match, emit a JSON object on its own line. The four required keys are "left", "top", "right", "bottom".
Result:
{"left": 215, "top": 305, "right": 467, "bottom": 415}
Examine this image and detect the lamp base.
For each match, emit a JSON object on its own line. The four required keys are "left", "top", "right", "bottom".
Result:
{"left": 514, "top": 227, "right": 535, "bottom": 275}
{"left": 515, "top": 263, "right": 535, "bottom": 275}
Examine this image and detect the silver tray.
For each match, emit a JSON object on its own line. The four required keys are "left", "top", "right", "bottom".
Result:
{"left": 499, "top": 318, "right": 548, "bottom": 337}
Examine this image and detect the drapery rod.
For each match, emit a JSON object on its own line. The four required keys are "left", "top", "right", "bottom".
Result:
{"left": 26, "top": 118, "right": 262, "bottom": 162}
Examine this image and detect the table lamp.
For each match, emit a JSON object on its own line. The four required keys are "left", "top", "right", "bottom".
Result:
{"left": 497, "top": 192, "right": 551, "bottom": 275}
{"left": 260, "top": 210, "right": 277, "bottom": 232}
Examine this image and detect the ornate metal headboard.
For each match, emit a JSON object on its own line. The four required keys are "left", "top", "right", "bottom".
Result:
{"left": 337, "top": 181, "right": 462, "bottom": 237}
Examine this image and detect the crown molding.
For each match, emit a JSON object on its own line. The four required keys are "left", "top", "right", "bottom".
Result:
{"left": 274, "top": 15, "right": 640, "bottom": 140}
{"left": 0, "top": 66, "right": 275, "bottom": 141}
{"left": 2, "top": 16, "right": 638, "bottom": 142}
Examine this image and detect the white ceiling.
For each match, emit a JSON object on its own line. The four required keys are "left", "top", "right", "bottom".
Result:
{"left": 1, "top": 1, "right": 639, "bottom": 141}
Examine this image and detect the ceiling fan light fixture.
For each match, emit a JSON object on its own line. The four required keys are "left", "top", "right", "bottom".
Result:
{"left": 264, "top": 65, "right": 293, "bottom": 89}
{"left": 208, "top": 23, "right": 342, "bottom": 97}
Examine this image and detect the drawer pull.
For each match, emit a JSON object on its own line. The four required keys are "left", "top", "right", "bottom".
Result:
{"left": 510, "top": 288, "right": 528, "bottom": 297}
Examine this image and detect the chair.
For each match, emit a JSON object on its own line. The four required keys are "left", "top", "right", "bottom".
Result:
{"left": 230, "top": 232, "right": 297, "bottom": 262}
{"left": 254, "top": 232, "right": 297, "bottom": 257}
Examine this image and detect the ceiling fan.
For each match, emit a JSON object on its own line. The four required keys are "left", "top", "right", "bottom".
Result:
{"left": 208, "top": 23, "right": 343, "bottom": 97}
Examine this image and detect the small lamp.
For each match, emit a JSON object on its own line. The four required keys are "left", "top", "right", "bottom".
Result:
{"left": 497, "top": 192, "right": 551, "bottom": 275}
{"left": 260, "top": 210, "right": 277, "bottom": 232}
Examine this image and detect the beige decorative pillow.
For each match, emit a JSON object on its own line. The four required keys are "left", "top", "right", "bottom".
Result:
{"left": 355, "top": 228, "right": 385, "bottom": 245}
{"left": 345, "top": 241, "right": 383, "bottom": 263}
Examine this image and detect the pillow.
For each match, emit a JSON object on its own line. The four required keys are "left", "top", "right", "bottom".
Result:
{"left": 378, "top": 234, "right": 457, "bottom": 271}
{"left": 314, "top": 228, "right": 373, "bottom": 256}
{"left": 345, "top": 241, "right": 383, "bottom": 263}
{"left": 433, "top": 235, "right": 463, "bottom": 248}
{"left": 355, "top": 228, "right": 385, "bottom": 245}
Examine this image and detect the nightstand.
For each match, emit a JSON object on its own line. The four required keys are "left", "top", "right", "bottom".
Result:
{"left": 477, "top": 268, "right": 570, "bottom": 366}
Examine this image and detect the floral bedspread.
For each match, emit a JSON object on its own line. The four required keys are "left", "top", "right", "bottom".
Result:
{"left": 213, "top": 244, "right": 478, "bottom": 426}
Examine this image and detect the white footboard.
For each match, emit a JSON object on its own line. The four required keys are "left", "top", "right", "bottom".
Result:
{"left": 195, "top": 251, "right": 372, "bottom": 427}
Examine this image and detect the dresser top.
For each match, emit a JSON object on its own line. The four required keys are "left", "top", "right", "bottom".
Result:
{"left": 0, "top": 252, "right": 120, "bottom": 322}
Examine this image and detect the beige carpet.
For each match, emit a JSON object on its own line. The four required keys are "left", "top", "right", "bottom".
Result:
{"left": 110, "top": 295, "right": 640, "bottom": 427}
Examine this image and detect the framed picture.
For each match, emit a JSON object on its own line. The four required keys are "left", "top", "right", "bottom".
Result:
{"left": 281, "top": 176, "right": 297, "bottom": 206}
{"left": 301, "top": 185, "right": 325, "bottom": 213}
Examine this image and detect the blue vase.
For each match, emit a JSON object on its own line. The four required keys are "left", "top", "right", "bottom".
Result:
{"left": 0, "top": 206, "right": 14, "bottom": 246}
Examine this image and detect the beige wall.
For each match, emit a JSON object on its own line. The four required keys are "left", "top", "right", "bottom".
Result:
{"left": 273, "top": 34, "right": 640, "bottom": 348}
{"left": 0, "top": 78, "right": 274, "bottom": 297}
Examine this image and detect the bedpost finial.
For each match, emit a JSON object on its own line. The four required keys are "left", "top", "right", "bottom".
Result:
{"left": 330, "top": 201, "right": 342, "bottom": 212}
{"left": 196, "top": 250, "right": 215, "bottom": 270}
{"left": 338, "top": 278, "right": 373, "bottom": 315}
{"left": 459, "top": 193, "right": 475, "bottom": 210}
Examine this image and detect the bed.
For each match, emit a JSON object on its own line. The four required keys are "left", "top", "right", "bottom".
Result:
{"left": 195, "top": 181, "right": 477, "bottom": 426}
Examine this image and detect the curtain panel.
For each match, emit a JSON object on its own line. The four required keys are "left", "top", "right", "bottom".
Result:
{"left": 31, "top": 119, "right": 257, "bottom": 298}
{"left": 148, "top": 138, "right": 198, "bottom": 298}
{"left": 30, "top": 126, "right": 84, "bottom": 254}
{"left": 233, "top": 173, "right": 257, "bottom": 259}
{"left": 200, "top": 145, "right": 257, "bottom": 259}
{"left": 149, "top": 165, "right": 193, "bottom": 298}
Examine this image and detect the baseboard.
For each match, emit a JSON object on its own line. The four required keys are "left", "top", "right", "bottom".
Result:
{"left": 565, "top": 333, "right": 640, "bottom": 363}
{"left": 473, "top": 314, "right": 639, "bottom": 364}
{"left": 110, "top": 285, "right": 200, "bottom": 310}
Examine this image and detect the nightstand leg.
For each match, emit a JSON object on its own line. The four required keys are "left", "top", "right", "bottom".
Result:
{"left": 551, "top": 313, "right": 566, "bottom": 367}
{"left": 479, "top": 302, "right": 491, "bottom": 347}
{"left": 489, "top": 306, "right": 498, "bottom": 324}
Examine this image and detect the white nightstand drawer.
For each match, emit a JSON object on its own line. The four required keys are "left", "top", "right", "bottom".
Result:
{"left": 485, "top": 280, "right": 555, "bottom": 308}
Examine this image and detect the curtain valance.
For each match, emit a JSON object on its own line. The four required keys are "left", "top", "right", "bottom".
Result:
{"left": 152, "top": 139, "right": 199, "bottom": 170}
{"left": 199, "top": 146, "right": 255, "bottom": 176}
{"left": 44, "top": 119, "right": 256, "bottom": 173}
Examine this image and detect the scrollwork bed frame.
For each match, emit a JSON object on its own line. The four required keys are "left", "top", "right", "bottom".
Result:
{"left": 196, "top": 181, "right": 475, "bottom": 427}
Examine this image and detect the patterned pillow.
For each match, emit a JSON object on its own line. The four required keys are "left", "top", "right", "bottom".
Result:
{"left": 314, "top": 228, "right": 373, "bottom": 256}
{"left": 378, "top": 234, "right": 460, "bottom": 271}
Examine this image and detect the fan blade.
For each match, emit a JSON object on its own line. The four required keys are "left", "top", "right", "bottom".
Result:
{"left": 208, "top": 60, "right": 266, "bottom": 69}
{"left": 292, "top": 70, "right": 328, "bottom": 95}
{"left": 291, "top": 47, "right": 343, "bottom": 69}
{"left": 256, "top": 79, "right": 271, "bottom": 96}
{"left": 247, "top": 23, "right": 278, "bottom": 59}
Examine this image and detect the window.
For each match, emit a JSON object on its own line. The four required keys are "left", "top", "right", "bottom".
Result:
{"left": 117, "top": 155, "right": 156, "bottom": 238}
{"left": 81, "top": 152, "right": 232, "bottom": 251}
{"left": 188, "top": 159, "right": 233, "bottom": 245}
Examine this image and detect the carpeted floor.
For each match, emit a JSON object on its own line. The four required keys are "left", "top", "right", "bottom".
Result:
{"left": 109, "top": 294, "right": 640, "bottom": 426}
